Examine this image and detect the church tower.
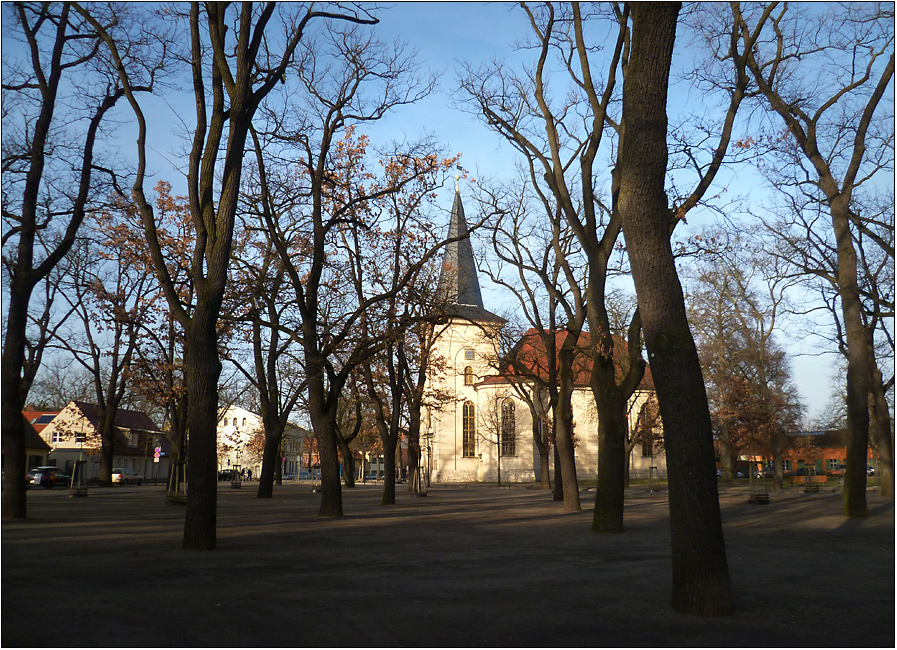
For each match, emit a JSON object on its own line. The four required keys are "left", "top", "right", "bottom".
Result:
{"left": 427, "top": 178, "right": 508, "bottom": 483}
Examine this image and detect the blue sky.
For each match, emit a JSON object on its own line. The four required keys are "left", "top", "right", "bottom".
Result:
{"left": 9, "top": 2, "right": 857, "bottom": 422}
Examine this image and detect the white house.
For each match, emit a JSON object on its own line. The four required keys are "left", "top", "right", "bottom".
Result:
{"left": 422, "top": 184, "right": 666, "bottom": 484}
{"left": 217, "top": 406, "right": 302, "bottom": 478}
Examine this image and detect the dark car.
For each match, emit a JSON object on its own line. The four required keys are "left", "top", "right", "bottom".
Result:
{"left": 27, "top": 466, "right": 71, "bottom": 489}
{"left": 218, "top": 469, "right": 235, "bottom": 481}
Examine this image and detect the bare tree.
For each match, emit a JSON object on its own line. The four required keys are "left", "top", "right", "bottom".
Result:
{"left": 476, "top": 177, "right": 586, "bottom": 508}
{"left": 51, "top": 203, "right": 156, "bottom": 486}
{"left": 86, "top": 3, "right": 377, "bottom": 547}
{"left": 732, "top": 2, "right": 894, "bottom": 513}
{"left": 226, "top": 199, "right": 307, "bottom": 498}
{"left": 687, "top": 228, "right": 804, "bottom": 489}
{"left": 2, "top": 2, "right": 166, "bottom": 518}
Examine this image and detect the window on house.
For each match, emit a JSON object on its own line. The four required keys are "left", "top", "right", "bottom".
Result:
{"left": 52, "top": 430, "right": 64, "bottom": 444}
{"left": 128, "top": 433, "right": 138, "bottom": 447}
{"left": 464, "top": 366, "right": 474, "bottom": 385}
{"left": 783, "top": 460, "right": 792, "bottom": 472}
{"left": 641, "top": 438, "right": 653, "bottom": 457}
{"left": 233, "top": 418, "right": 238, "bottom": 427}
{"left": 242, "top": 418, "right": 247, "bottom": 427}
{"left": 501, "top": 399, "right": 516, "bottom": 456}
{"left": 462, "top": 401, "right": 476, "bottom": 457}
{"left": 827, "top": 458, "right": 840, "bottom": 471}
{"left": 464, "top": 348, "right": 475, "bottom": 360}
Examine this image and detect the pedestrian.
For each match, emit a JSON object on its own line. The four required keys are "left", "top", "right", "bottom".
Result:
{"left": 247, "top": 468, "right": 252, "bottom": 481}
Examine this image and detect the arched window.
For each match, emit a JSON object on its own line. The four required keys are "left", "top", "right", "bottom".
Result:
{"left": 242, "top": 417, "right": 247, "bottom": 427}
{"left": 462, "top": 401, "right": 476, "bottom": 457}
{"left": 233, "top": 417, "right": 238, "bottom": 427}
{"left": 501, "top": 399, "right": 516, "bottom": 456}
{"left": 464, "top": 366, "right": 474, "bottom": 385}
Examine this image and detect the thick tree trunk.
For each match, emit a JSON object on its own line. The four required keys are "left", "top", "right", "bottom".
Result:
{"left": 533, "top": 418, "right": 551, "bottom": 490}
{"left": 407, "top": 442, "right": 419, "bottom": 494}
{"left": 182, "top": 315, "right": 222, "bottom": 550}
{"left": 314, "top": 416, "right": 343, "bottom": 517}
{"left": 718, "top": 422, "right": 734, "bottom": 482}
{"left": 830, "top": 199, "right": 871, "bottom": 517}
{"left": 539, "top": 439, "right": 551, "bottom": 490}
{"left": 257, "top": 426, "right": 284, "bottom": 498}
{"left": 337, "top": 434, "right": 356, "bottom": 488}
{"left": 772, "top": 438, "right": 784, "bottom": 491}
{"left": 619, "top": 2, "right": 732, "bottom": 616}
{"left": 554, "top": 354, "right": 580, "bottom": 512}
{"left": 552, "top": 442, "right": 563, "bottom": 501}
{"left": 2, "top": 283, "right": 31, "bottom": 519}
{"left": 99, "top": 415, "right": 116, "bottom": 488}
{"left": 381, "top": 433, "right": 398, "bottom": 505}
{"left": 591, "top": 361, "right": 627, "bottom": 532}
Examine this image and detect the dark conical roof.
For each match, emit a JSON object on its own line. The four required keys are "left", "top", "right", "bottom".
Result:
{"left": 436, "top": 187, "right": 506, "bottom": 324}
{"left": 438, "top": 190, "right": 484, "bottom": 308}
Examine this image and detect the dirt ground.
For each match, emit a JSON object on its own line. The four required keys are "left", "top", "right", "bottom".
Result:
{"left": 2, "top": 481, "right": 893, "bottom": 648}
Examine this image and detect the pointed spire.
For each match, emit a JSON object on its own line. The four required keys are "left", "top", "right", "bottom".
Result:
{"left": 437, "top": 182, "right": 484, "bottom": 309}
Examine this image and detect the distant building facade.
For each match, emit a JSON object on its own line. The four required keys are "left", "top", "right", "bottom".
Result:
{"left": 423, "top": 185, "right": 664, "bottom": 484}
{"left": 37, "top": 401, "right": 168, "bottom": 480}
{"left": 217, "top": 406, "right": 302, "bottom": 478}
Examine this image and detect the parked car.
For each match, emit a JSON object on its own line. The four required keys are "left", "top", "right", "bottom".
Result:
{"left": 867, "top": 466, "right": 875, "bottom": 476}
{"left": 27, "top": 466, "right": 71, "bottom": 489}
{"left": 112, "top": 468, "right": 143, "bottom": 486}
{"left": 218, "top": 469, "right": 235, "bottom": 481}
{"left": 282, "top": 472, "right": 297, "bottom": 481}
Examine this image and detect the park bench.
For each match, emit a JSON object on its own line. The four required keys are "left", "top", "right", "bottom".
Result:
{"left": 790, "top": 475, "right": 828, "bottom": 490}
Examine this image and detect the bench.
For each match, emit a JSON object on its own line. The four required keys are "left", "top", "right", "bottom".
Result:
{"left": 790, "top": 475, "right": 828, "bottom": 490}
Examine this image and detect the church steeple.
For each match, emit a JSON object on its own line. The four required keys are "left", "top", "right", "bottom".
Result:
{"left": 437, "top": 181, "right": 484, "bottom": 309}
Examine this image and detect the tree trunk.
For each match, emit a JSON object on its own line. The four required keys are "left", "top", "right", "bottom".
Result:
{"left": 830, "top": 199, "right": 871, "bottom": 517}
{"left": 533, "top": 417, "right": 551, "bottom": 490}
{"left": 619, "top": 2, "right": 732, "bottom": 616}
{"left": 99, "top": 414, "right": 116, "bottom": 488}
{"left": 313, "top": 415, "right": 343, "bottom": 517}
{"left": 591, "top": 360, "right": 627, "bottom": 532}
{"left": 407, "top": 442, "right": 419, "bottom": 494}
{"left": 256, "top": 426, "right": 284, "bottom": 498}
{"left": 2, "top": 282, "right": 32, "bottom": 519}
{"left": 718, "top": 422, "right": 734, "bottom": 482}
{"left": 381, "top": 432, "right": 398, "bottom": 505}
{"left": 182, "top": 315, "right": 222, "bottom": 550}
{"left": 554, "top": 353, "right": 580, "bottom": 512}
{"left": 869, "top": 360, "right": 893, "bottom": 498}
{"left": 552, "top": 442, "right": 563, "bottom": 501}
{"left": 772, "top": 437, "right": 784, "bottom": 491}
{"left": 337, "top": 434, "right": 356, "bottom": 488}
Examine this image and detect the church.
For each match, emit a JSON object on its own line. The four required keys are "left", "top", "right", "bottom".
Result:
{"left": 422, "top": 181, "right": 666, "bottom": 484}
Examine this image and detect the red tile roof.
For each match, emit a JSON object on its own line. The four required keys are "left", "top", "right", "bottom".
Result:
{"left": 486, "top": 328, "right": 654, "bottom": 390}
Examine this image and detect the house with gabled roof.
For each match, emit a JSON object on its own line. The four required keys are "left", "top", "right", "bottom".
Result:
{"left": 38, "top": 401, "right": 169, "bottom": 481}
{"left": 21, "top": 414, "right": 52, "bottom": 470}
{"left": 424, "top": 182, "right": 664, "bottom": 483}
